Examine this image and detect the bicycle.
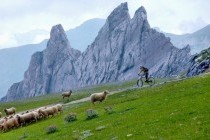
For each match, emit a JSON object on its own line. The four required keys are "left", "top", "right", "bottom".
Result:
{"left": 137, "top": 74, "right": 155, "bottom": 87}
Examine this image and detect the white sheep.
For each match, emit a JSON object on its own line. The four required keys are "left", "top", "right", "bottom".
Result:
{"left": 62, "top": 90, "right": 72, "bottom": 99}
{"left": 4, "top": 107, "right": 16, "bottom": 116}
{"left": 16, "top": 112, "right": 37, "bottom": 126}
{"left": 0, "top": 118, "right": 5, "bottom": 124}
{"left": 55, "top": 104, "right": 63, "bottom": 113}
{"left": 0, "top": 117, "right": 19, "bottom": 132}
{"left": 31, "top": 111, "right": 41, "bottom": 121}
{"left": 38, "top": 107, "right": 55, "bottom": 118}
{"left": 51, "top": 106, "right": 58, "bottom": 115}
{"left": 90, "top": 90, "right": 109, "bottom": 104}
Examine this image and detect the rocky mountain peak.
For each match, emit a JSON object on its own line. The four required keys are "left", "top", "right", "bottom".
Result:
{"left": 135, "top": 6, "right": 147, "bottom": 18}
{"left": 50, "top": 24, "right": 67, "bottom": 40}
{"left": 48, "top": 24, "right": 70, "bottom": 50}
{"left": 132, "top": 5, "right": 150, "bottom": 29}
{"left": 46, "top": 24, "right": 71, "bottom": 61}
{"left": 106, "top": 2, "right": 130, "bottom": 31}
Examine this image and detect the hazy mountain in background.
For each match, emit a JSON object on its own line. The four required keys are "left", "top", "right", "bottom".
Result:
{"left": 164, "top": 25, "right": 210, "bottom": 54}
{"left": 0, "top": 19, "right": 104, "bottom": 98}
{"left": 0, "top": 41, "right": 47, "bottom": 98}
{"left": 66, "top": 18, "right": 105, "bottom": 52}
{"left": 14, "top": 29, "right": 49, "bottom": 46}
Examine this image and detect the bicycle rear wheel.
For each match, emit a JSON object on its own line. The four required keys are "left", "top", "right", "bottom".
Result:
{"left": 147, "top": 77, "right": 155, "bottom": 86}
{"left": 137, "top": 78, "right": 143, "bottom": 87}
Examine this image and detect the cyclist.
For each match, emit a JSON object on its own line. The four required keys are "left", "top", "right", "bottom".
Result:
{"left": 138, "top": 66, "right": 149, "bottom": 82}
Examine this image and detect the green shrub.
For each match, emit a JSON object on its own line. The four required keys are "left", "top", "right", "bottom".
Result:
{"left": 64, "top": 113, "right": 77, "bottom": 123}
{"left": 86, "top": 109, "right": 98, "bottom": 120}
{"left": 104, "top": 106, "right": 114, "bottom": 114}
{"left": 46, "top": 125, "right": 58, "bottom": 134}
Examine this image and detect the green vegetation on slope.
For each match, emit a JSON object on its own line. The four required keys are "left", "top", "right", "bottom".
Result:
{"left": 0, "top": 75, "right": 209, "bottom": 139}
{"left": 0, "top": 79, "right": 138, "bottom": 113}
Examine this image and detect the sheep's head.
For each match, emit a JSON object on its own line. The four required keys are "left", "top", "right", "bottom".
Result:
{"left": 4, "top": 109, "right": 7, "bottom": 112}
{"left": 37, "top": 109, "right": 41, "bottom": 114}
{"left": 36, "top": 110, "right": 43, "bottom": 117}
{"left": 104, "top": 90, "right": 109, "bottom": 95}
{"left": 16, "top": 115, "right": 21, "bottom": 123}
{"left": 69, "top": 90, "right": 72, "bottom": 94}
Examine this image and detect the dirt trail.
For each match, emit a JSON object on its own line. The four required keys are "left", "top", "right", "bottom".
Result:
{"left": 62, "top": 89, "right": 124, "bottom": 106}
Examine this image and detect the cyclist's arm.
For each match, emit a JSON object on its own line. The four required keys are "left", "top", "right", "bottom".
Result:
{"left": 138, "top": 71, "right": 143, "bottom": 75}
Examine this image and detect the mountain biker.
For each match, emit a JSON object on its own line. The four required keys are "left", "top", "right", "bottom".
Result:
{"left": 138, "top": 66, "right": 149, "bottom": 82}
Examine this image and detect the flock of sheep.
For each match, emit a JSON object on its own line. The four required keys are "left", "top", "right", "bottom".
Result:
{"left": 0, "top": 90, "right": 109, "bottom": 132}
{"left": 0, "top": 104, "right": 62, "bottom": 132}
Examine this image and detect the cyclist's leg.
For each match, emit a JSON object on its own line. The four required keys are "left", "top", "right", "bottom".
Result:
{"left": 145, "top": 72, "right": 149, "bottom": 82}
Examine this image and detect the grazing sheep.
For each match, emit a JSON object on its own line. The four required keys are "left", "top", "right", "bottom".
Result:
{"left": 0, "top": 117, "right": 19, "bottom": 132}
{"left": 55, "top": 104, "right": 63, "bottom": 113}
{"left": 62, "top": 90, "right": 72, "bottom": 99}
{"left": 16, "top": 112, "right": 37, "bottom": 126}
{"left": 0, "top": 112, "right": 2, "bottom": 118}
{"left": 0, "top": 118, "right": 5, "bottom": 124}
{"left": 51, "top": 106, "right": 58, "bottom": 115}
{"left": 38, "top": 109, "right": 48, "bottom": 119}
{"left": 4, "top": 107, "right": 16, "bottom": 116}
{"left": 31, "top": 111, "right": 40, "bottom": 121}
{"left": 38, "top": 106, "right": 47, "bottom": 110}
{"left": 90, "top": 90, "right": 109, "bottom": 104}
{"left": 38, "top": 107, "right": 55, "bottom": 118}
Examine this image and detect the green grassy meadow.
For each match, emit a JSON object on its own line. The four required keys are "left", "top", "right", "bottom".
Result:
{"left": 0, "top": 75, "right": 209, "bottom": 139}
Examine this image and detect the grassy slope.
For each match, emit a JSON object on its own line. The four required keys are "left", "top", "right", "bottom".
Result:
{"left": 0, "top": 75, "right": 209, "bottom": 139}
{"left": 0, "top": 79, "right": 137, "bottom": 113}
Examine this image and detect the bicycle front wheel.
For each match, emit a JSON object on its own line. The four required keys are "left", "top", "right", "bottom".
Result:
{"left": 137, "top": 78, "right": 143, "bottom": 87}
{"left": 148, "top": 77, "right": 155, "bottom": 86}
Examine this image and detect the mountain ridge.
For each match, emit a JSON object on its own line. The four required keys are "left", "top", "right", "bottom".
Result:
{"left": 2, "top": 2, "right": 192, "bottom": 101}
{"left": 164, "top": 24, "right": 210, "bottom": 54}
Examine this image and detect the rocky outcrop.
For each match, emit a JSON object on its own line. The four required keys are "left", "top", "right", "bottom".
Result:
{"left": 3, "top": 2, "right": 191, "bottom": 102}
{"left": 187, "top": 47, "right": 210, "bottom": 76}
{"left": 75, "top": 3, "right": 191, "bottom": 86}
{"left": 2, "top": 24, "right": 81, "bottom": 101}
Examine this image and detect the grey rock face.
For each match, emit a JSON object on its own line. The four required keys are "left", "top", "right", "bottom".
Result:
{"left": 0, "top": 18, "right": 104, "bottom": 99}
{"left": 187, "top": 47, "right": 210, "bottom": 76}
{"left": 76, "top": 2, "right": 191, "bottom": 86}
{"left": 3, "top": 24, "right": 81, "bottom": 101}
{"left": 3, "top": 2, "right": 191, "bottom": 102}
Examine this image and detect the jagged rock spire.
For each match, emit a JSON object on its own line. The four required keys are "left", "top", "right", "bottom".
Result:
{"left": 106, "top": 2, "right": 130, "bottom": 31}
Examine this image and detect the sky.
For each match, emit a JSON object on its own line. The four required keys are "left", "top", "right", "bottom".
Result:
{"left": 0, "top": 0, "right": 209, "bottom": 49}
